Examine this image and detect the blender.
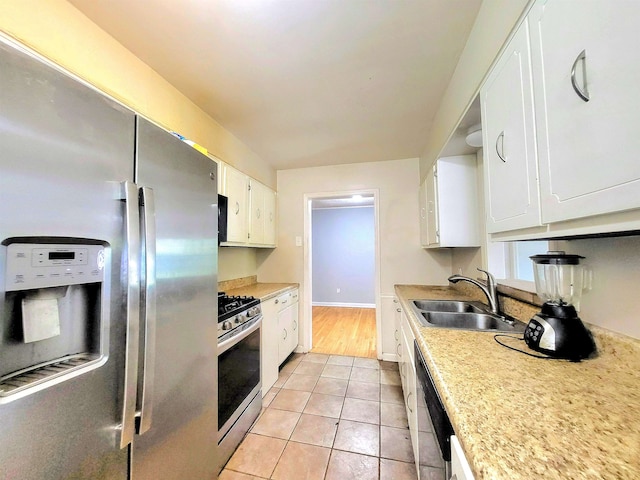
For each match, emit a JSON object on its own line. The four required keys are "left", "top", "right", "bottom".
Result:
{"left": 524, "top": 251, "right": 596, "bottom": 360}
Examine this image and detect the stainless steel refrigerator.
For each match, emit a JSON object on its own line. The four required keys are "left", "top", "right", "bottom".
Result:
{"left": 0, "top": 37, "right": 218, "bottom": 480}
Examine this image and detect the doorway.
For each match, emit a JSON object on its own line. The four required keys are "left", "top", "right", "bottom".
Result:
{"left": 303, "top": 191, "right": 380, "bottom": 359}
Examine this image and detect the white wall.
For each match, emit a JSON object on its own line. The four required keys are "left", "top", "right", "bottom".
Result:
{"left": 257, "top": 158, "right": 451, "bottom": 290}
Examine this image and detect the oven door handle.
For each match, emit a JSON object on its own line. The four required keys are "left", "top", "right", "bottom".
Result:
{"left": 218, "top": 316, "right": 262, "bottom": 355}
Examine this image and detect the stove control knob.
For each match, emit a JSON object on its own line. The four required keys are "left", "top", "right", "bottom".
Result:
{"left": 235, "top": 314, "right": 244, "bottom": 324}
{"left": 247, "top": 307, "right": 258, "bottom": 317}
{"left": 222, "top": 320, "right": 233, "bottom": 331}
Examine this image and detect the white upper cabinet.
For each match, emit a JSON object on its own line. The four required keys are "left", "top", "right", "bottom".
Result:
{"left": 208, "top": 154, "right": 226, "bottom": 195}
{"left": 481, "top": 0, "right": 640, "bottom": 239}
{"left": 419, "top": 155, "right": 480, "bottom": 247}
{"left": 481, "top": 17, "right": 541, "bottom": 233}
{"left": 529, "top": 0, "right": 640, "bottom": 224}
{"left": 249, "top": 179, "right": 277, "bottom": 247}
{"left": 219, "top": 163, "right": 277, "bottom": 248}
{"left": 249, "top": 179, "right": 267, "bottom": 244}
{"left": 264, "top": 187, "right": 277, "bottom": 246}
{"left": 223, "top": 164, "right": 250, "bottom": 244}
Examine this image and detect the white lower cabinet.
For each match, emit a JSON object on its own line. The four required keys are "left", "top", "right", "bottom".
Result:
{"left": 380, "top": 296, "right": 401, "bottom": 361}
{"left": 397, "top": 308, "right": 474, "bottom": 480}
{"left": 450, "top": 435, "right": 475, "bottom": 480}
{"left": 260, "top": 296, "right": 279, "bottom": 396}
{"left": 260, "top": 288, "right": 299, "bottom": 395}
{"left": 277, "top": 290, "right": 299, "bottom": 364}
{"left": 400, "top": 310, "right": 419, "bottom": 474}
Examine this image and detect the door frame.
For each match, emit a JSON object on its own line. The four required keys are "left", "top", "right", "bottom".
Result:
{"left": 301, "top": 189, "right": 381, "bottom": 358}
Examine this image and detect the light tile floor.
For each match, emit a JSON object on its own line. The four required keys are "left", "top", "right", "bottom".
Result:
{"left": 220, "top": 352, "right": 445, "bottom": 480}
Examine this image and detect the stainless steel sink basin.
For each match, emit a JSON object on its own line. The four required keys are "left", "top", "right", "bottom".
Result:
{"left": 411, "top": 300, "right": 486, "bottom": 313}
{"left": 410, "top": 299, "right": 526, "bottom": 333}
{"left": 419, "top": 311, "right": 526, "bottom": 333}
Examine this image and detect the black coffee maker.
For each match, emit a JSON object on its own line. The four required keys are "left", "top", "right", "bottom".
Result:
{"left": 524, "top": 251, "right": 596, "bottom": 361}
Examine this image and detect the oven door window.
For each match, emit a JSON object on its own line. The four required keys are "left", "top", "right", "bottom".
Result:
{"left": 218, "top": 326, "right": 261, "bottom": 430}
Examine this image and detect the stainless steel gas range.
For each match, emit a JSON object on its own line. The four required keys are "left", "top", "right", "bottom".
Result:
{"left": 216, "top": 292, "right": 262, "bottom": 474}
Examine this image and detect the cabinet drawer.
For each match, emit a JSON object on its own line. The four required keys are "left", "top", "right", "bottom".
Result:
{"left": 274, "top": 292, "right": 291, "bottom": 310}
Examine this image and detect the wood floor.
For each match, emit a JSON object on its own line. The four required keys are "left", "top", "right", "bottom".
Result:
{"left": 311, "top": 306, "right": 377, "bottom": 358}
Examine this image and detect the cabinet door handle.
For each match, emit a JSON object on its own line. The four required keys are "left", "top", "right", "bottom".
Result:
{"left": 396, "top": 308, "right": 401, "bottom": 313}
{"left": 293, "top": 320, "right": 297, "bottom": 330}
{"left": 396, "top": 343, "right": 402, "bottom": 356}
{"left": 235, "top": 201, "right": 240, "bottom": 215}
{"left": 495, "top": 131, "right": 506, "bottom": 162}
{"left": 283, "top": 329, "right": 287, "bottom": 340}
{"left": 275, "top": 299, "right": 279, "bottom": 304}
{"left": 407, "top": 392, "right": 413, "bottom": 413}
{"left": 571, "top": 49, "right": 590, "bottom": 102}
{"left": 256, "top": 208, "right": 261, "bottom": 219}
{"left": 394, "top": 329, "right": 399, "bottom": 341}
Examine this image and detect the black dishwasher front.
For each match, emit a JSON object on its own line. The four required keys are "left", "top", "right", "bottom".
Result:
{"left": 415, "top": 341, "right": 454, "bottom": 478}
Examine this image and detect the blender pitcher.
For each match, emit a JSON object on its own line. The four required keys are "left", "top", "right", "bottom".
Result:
{"left": 531, "top": 251, "right": 586, "bottom": 309}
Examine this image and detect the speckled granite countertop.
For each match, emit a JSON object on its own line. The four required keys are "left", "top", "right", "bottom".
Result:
{"left": 395, "top": 284, "right": 640, "bottom": 480}
{"left": 222, "top": 282, "right": 298, "bottom": 302}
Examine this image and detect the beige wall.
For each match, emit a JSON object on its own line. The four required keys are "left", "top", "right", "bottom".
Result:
{"left": 554, "top": 236, "right": 640, "bottom": 339}
{"left": 257, "top": 158, "right": 453, "bottom": 294}
{"left": 218, "top": 248, "right": 257, "bottom": 283}
{"left": 419, "top": 0, "right": 530, "bottom": 179}
{"left": 0, "top": 0, "right": 275, "bottom": 188}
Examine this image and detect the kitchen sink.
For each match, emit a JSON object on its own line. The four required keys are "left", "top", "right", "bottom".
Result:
{"left": 410, "top": 299, "right": 526, "bottom": 333}
{"left": 419, "top": 311, "right": 526, "bottom": 332}
{"left": 411, "top": 300, "right": 486, "bottom": 313}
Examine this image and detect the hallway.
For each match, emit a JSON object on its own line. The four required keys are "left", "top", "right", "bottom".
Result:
{"left": 311, "top": 306, "right": 377, "bottom": 358}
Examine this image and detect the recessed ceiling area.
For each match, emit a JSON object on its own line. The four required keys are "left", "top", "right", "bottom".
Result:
{"left": 69, "top": 0, "right": 482, "bottom": 170}
{"left": 312, "top": 194, "right": 375, "bottom": 210}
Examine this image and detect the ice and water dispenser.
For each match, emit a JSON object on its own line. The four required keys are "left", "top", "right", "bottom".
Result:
{"left": 0, "top": 238, "right": 109, "bottom": 399}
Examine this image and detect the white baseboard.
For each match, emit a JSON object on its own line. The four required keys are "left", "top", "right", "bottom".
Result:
{"left": 312, "top": 302, "right": 375, "bottom": 309}
{"left": 380, "top": 353, "right": 399, "bottom": 363}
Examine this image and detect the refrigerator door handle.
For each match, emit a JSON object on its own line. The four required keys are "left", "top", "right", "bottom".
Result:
{"left": 119, "top": 181, "right": 141, "bottom": 449}
{"left": 136, "top": 186, "right": 156, "bottom": 435}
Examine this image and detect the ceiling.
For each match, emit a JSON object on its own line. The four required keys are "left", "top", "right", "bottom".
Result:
{"left": 69, "top": 0, "right": 482, "bottom": 170}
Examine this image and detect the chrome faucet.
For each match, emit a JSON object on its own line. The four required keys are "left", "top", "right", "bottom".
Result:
{"left": 448, "top": 268, "right": 499, "bottom": 314}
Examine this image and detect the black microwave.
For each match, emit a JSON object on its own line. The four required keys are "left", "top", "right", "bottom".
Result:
{"left": 218, "top": 194, "right": 228, "bottom": 244}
